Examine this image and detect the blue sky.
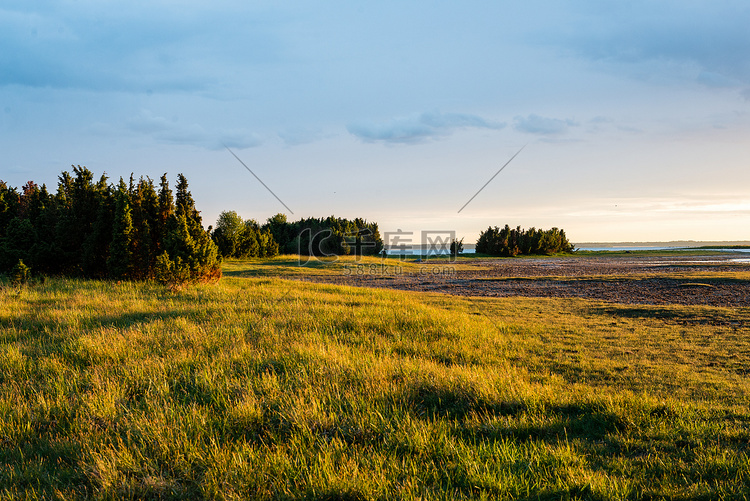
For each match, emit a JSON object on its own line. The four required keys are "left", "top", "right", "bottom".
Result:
{"left": 2, "top": 1, "right": 749, "bottom": 243}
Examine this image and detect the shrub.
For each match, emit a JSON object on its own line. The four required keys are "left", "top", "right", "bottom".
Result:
{"left": 10, "top": 259, "right": 31, "bottom": 286}
{"left": 450, "top": 238, "right": 464, "bottom": 258}
{"left": 154, "top": 251, "right": 191, "bottom": 290}
{"left": 476, "top": 225, "right": 574, "bottom": 257}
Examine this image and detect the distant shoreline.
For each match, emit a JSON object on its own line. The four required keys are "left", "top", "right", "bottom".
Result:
{"left": 573, "top": 241, "right": 750, "bottom": 248}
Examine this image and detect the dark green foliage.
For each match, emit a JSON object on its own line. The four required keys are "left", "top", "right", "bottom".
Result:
{"left": 258, "top": 228, "right": 279, "bottom": 257}
{"left": 239, "top": 220, "right": 260, "bottom": 257}
{"left": 0, "top": 181, "right": 20, "bottom": 237}
{"left": 212, "top": 211, "right": 247, "bottom": 258}
{"left": 211, "top": 212, "right": 384, "bottom": 259}
{"left": 129, "top": 177, "right": 159, "bottom": 280}
{"left": 54, "top": 166, "right": 104, "bottom": 273}
{"left": 0, "top": 182, "right": 54, "bottom": 271}
{"left": 210, "top": 211, "right": 280, "bottom": 259}
{"left": 273, "top": 214, "right": 382, "bottom": 257}
{"left": 264, "top": 213, "right": 290, "bottom": 251}
{"left": 164, "top": 173, "right": 217, "bottom": 282}
{"left": 476, "top": 224, "right": 574, "bottom": 256}
{"left": 107, "top": 179, "right": 134, "bottom": 280}
{"left": 0, "top": 217, "right": 35, "bottom": 270}
{"left": 156, "top": 173, "right": 174, "bottom": 254}
{"left": 81, "top": 174, "right": 113, "bottom": 277}
{"left": 153, "top": 250, "right": 192, "bottom": 289}
{"left": 163, "top": 175, "right": 221, "bottom": 282}
{"left": 0, "top": 168, "right": 220, "bottom": 284}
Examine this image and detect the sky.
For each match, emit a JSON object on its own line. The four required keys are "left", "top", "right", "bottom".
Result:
{"left": 2, "top": 1, "right": 750, "bottom": 244}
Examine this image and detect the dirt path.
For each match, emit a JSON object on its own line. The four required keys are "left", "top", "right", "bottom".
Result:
{"left": 300, "top": 253, "right": 750, "bottom": 307}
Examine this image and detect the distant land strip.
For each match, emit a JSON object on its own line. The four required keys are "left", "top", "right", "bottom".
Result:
{"left": 574, "top": 241, "right": 750, "bottom": 248}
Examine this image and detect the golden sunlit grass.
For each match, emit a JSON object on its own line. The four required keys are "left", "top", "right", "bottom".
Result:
{"left": 221, "top": 254, "right": 484, "bottom": 278}
{"left": 0, "top": 264, "right": 748, "bottom": 499}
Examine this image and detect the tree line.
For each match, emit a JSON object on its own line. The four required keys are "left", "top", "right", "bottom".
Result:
{"left": 475, "top": 224, "right": 574, "bottom": 256}
{"left": 0, "top": 166, "right": 220, "bottom": 284}
{"left": 1, "top": 166, "right": 572, "bottom": 285}
{"left": 211, "top": 212, "right": 384, "bottom": 259}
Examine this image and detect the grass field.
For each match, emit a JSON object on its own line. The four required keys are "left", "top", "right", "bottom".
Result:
{"left": 0, "top": 258, "right": 749, "bottom": 499}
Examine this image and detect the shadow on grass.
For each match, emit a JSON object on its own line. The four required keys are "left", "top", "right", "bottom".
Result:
{"left": 304, "top": 489, "right": 368, "bottom": 501}
{"left": 401, "top": 381, "right": 634, "bottom": 444}
{"left": 403, "top": 380, "right": 488, "bottom": 420}
{"left": 468, "top": 404, "right": 630, "bottom": 443}
{"left": 0, "top": 437, "right": 91, "bottom": 498}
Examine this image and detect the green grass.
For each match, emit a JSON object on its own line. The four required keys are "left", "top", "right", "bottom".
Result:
{"left": 0, "top": 263, "right": 748, "bottom": 499}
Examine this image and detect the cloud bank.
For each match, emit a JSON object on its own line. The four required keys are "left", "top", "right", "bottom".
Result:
{"left": 0, "top": 3, "right": 282, "bottom": 93}
{"left": 126, "top": 110, "right": 261, "bottom": 150}
{"left": 551, "top": 1, "right": 750, "bottom": 92}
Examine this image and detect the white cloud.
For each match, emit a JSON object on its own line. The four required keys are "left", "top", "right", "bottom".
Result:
{"left": 513, "top": 114, "right": 577, "bottom": 135}
{"left": 347, "top": 111, "right": 505, "bottom": 144}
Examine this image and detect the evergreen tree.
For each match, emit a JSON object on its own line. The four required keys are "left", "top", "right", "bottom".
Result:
{"left": 258, "top": 228, "right": 279, "bottom": 258}
{"left": 175, "top": 174, "right": 194, "bottom": 218}
{"left": 156, "top": 173, "right": 174, "bottom": 255}
{"left": 130, "top": 177, "right": 159, "bottom": 279}
{"left": 54, "top": 166, "right": 102, "bottom": 274}
{"left": 0, "top": 181, "right": 20, "bottom": 240}
{"left": 28, "top": 184, "right": 58, "bottom": 274}
{"left": 82, "top": 174, "right": 113, "bottom": 277}
{"left": 240, "top": 221, "right": 261, "bottom": 257}
{"left": 164, "top": 174, "right": 220, "bottom": 281}
{"left": 164, "top": 212, "right": 196, "bottom": 269}
{"left": 1, "top": 182, "right": 37, "bottom": 270}
{"left": 107, "top": 179, "right": 134, "bottom": 279}
{"left": 1, "top": 169, "right": 221, "bottom": 284}
{"left": 0, "top": 217, "right": 35, "bottom": 270}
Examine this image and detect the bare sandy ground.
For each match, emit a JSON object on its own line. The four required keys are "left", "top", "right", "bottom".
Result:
{"left": 301, "top": 253, "right": 750, "bottom": 307}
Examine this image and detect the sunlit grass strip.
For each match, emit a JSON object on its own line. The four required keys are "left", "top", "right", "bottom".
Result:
{"left": 221, "top": 254, "right": 485, "bottom": 278}
{"left": 0, "top": 277, "right": 748, "bottom": 499}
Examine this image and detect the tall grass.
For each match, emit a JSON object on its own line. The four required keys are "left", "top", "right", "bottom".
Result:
{"left": 0, "top": 270, "right": 748, "bottom": 499}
